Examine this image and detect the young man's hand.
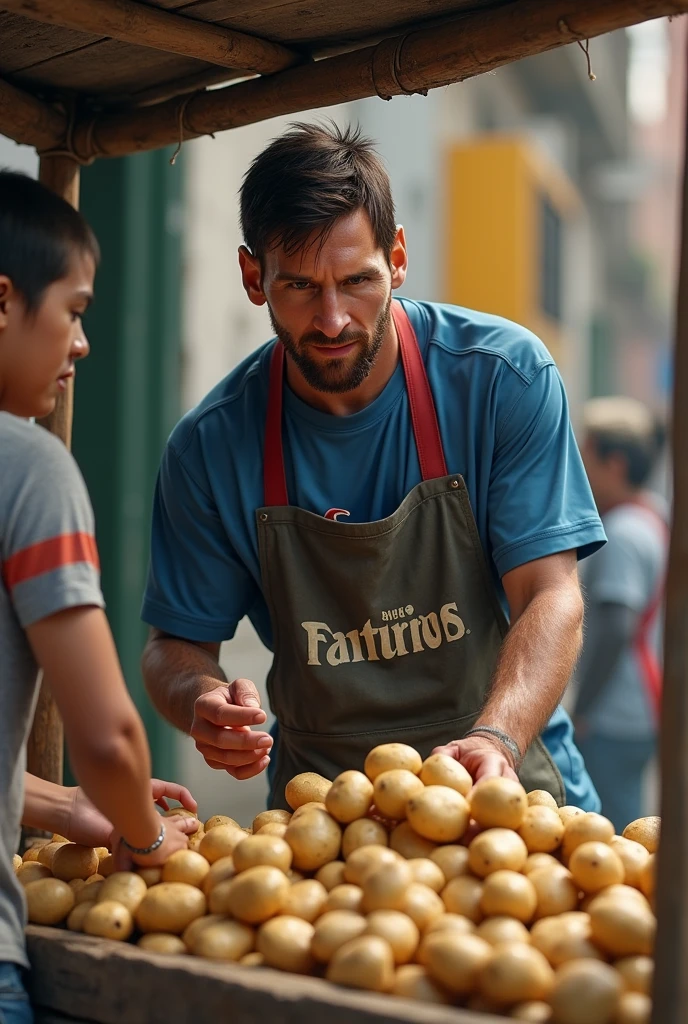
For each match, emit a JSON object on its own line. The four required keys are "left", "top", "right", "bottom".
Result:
{"left": 113, "top": 814, "right": 199, "bottom": 870}
{"left": 64, "top": 780, "right": 198, "bottom": 849}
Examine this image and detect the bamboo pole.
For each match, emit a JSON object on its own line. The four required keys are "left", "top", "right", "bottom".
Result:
{"left": 25, "top": 156, "right": 81, "bottom": 791}
{"left": 651, "top": 36, "right": 688, "bottom": 1024}
{"left": 70, "top": 0, "right": 688, "bottom": 160}
{"left": 2, "top": 0, "right": 301, "bottom": 75}
{"left": 0, "top": 76, "right": 67, "bottom": 150}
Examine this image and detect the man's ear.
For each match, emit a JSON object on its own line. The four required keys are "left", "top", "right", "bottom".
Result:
{"left": 238, "top": 246, "right": 267, "bottom": 307}
{"left": 390, "top": 225, "right": 408, "bottom": 292}
{"left": 0, "top": 276, "right": 14, "bottom": 330}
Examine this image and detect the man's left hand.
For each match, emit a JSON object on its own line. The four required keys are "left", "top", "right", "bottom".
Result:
{"left": 432, "top": 735, "right": 519, "bottom": 786}
{"left": 64, "top": 780, "right": 198, "bottom": 849}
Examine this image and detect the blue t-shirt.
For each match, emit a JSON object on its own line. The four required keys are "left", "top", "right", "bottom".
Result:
{"left": 143, "top": 299, "right": 606, "bottom": 808}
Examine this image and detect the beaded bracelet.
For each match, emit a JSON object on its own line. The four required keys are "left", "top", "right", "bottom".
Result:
{"left": 121, "top": 821, "right": 165, "bottom": 856}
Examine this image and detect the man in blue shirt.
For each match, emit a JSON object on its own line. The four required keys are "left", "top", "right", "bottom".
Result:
{"left": 141, "top": 122, "right": 605, "bottom": 809}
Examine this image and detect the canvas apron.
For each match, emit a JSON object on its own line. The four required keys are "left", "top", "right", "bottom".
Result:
{"left": 257, "top": 300, "right": 565, "bottom": 810}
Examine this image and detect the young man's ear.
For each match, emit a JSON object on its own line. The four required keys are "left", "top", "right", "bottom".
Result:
{"left": 0, "top": 277, "right": 14, "bottom": 329}
{"left": 390, "top": 226, "right": 408, "bottom": 292}
{"left": 238, "top": 246, "right": 267, "bottom": 307}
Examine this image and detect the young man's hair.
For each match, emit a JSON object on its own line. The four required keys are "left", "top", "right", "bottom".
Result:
{"left": 0, "top": 169, "right": 100, "bottom": 311}
{"left": 584, "top": 396, "right": 665, "bottom": 488}
{"left": 240, "top": 121, "right": 396, "bottom": 261}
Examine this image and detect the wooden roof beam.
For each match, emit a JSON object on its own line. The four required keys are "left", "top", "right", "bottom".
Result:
{"left": 0, "top": 75, "right": 67, "bottom": 150}
{"left": 71, "top": 0, "right": 688, "bottom": 161}
{"left": 2, "top": 0, "right": 302, "bottom": 76}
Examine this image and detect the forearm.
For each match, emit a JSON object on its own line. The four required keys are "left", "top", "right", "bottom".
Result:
{"left": 477, "top": 581, "right": 584, "bottom": 755}
{"left": 574, "top": 602, "right": 638, "bottom": 720}
{"left": 142, "top": 632, "right": 228, "bottom": 733}
{"left": 22, "top": 775, "right": 74, "bottom": 837}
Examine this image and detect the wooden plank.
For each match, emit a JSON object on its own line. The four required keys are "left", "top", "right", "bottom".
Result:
{"left": 0, "top": 74, "right": 67, "bottom": 149}
{"left": 25, "top": 926, "right": 508, "bottom": 1024}
{"left": 651, "top": 36, "right": 688, "bottom": 1024}
{"left": 3, "top": 0, "right": 301, "bottom": 74}
{"left": 73, "top": 0, "right": 688, "bottom": 159}
{"left": 0, "top": 12, "right": 100, "bottom": 74}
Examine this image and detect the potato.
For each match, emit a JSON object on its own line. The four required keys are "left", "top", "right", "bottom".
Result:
{"left": 468, "top": 828, "right": 528, "bottom": 877}
{"left": 421, "top": 931, "right": 492, "bottom": 996}
{"left": 479, "top": 943, "right": 555, "bottom": 1006}
{"left": 25, "top": 878, "right": 74, "bottom": 925}
{"left": 548, "top": 959, "right": 622, "bottom": 1024}
{"left": 441, "top": 875, "right": 484, "bottom": 924}
{"left": 343, "top": 845, "right": 399, "bottom": 886}
{"left": 282, "top": 879, "right": 328, "bottom": 922}
{"left": 470, "top": 777, "right": 528, "bottom": 830}
{"left": 136, "top": 882, "right": 206, "bottom": 934}
{"left": 285, "top": 772, "right": 332, "bottom": 810}
{"left": 406, "top": 858, "right": 445, "bottom": 893}
{"left": 193, "top": 921, "right": 254, "bottom": 961}
{"left": 311, "top": 910, "right": 368, "bottom": 963}
{"left": 529, "top": 866, "right": 579, "bottom": 920}
{"left": 609, "top": 837, "right": 650, "bottom": 890}
{"left": 291, "top": 801, "right": 328, "bottom": 821}
{"left": 75, "top": 881, "right": 103, "bottom": 905}
{"left": 569, "top": 841, "right": 625, "bottom": 894}
{"left": 558, "top": 805, "right": 586, "bottom": 825}
{"left": 562, "top": 813, "right": 615, "bottom": 862}
{"left": 97, "top": 872, "right": 147, "bottom": 913}
{"left": 325, "top": 771, "right": 374, "bottom": 824}
{"left": 240, "top": 951, "right": 265, "bottom": 967}
{"left": 615, "top": 991, "right": 651, "bottom": 1024}
{"left": 204, "top": 814, "right": 241, "bottom": 831}
{"left": 615, "top": 956, "right": 653, "bottom": 995}
{"left": 402, "top": 883, "right": 445, "bottom": 932}
{"left": 365, "top": 910, "right": 419, "bottom": 965}
{"left": 425, "top": 913, "right": 475, "bottom": 937}
{"left": 202, "top": 855, "right": 236, "bottom": 896}
{"left": 530, "top": 913, "right": 603, "bottom": 967}
{"left": 199, "top": 825, "right": 246, "bottom": 863}
{"left": 389, "top": 821, "right": 436, "bottom": 859}
{"left": 327, "top": 934, "right": 395, "bottom": 992}
{"left": 315, "top": 861, "right": 346, "bottom": 891}
{"left": 476, "top": 916, "right": 531, "bottom": 947}
{"left": 218, "top": 865, "right": 289, "bottom": 924}
{"left": 181, "top": 913, "right": 226, "bottom": 952}
{"left": 257, "top": 823, "right": 288, "bottom": 839}
{"left": 22, "top": 846, "right": 43, "bottom": 863}
{"left": 527, "top": 790, "right": 559, "bottom": 811}
{"left": 162, "top": 850, "right": 210, "bottom": 889}
{"left": 324, "top": 884, "right": 363, "bottom": 914}
{"left": 639, "top": 854, "right": 655, "bottom": 902}
{"left": 391, "top": 964, "right": 449, "bottom": 1003}
{"left": 622, "top": 817, "right": 660, "bottom": 854}
{"left": 138, "top": 933, "right": 187, "bottom": 955}
{"left": 99, "top": 854, "right": 115, "bottom": 877}
{"left": 342, "top": 818, "right": 388, "bottom": 858}
{"left": 83, "top": 900, "right": 134, "bottom": 941}
{"left": 16, "top": 862, "right": 52, "bottom": 887}
{"left": 585, "top": 885, "right": 650, "bottom": 913}
{"left": 37, "top": 841, "right": 69, "bottom": 871}
{"left": 481, "top": 870, "right": 537, "bottom": 923}
{"left": 233, "top": 834, "right": 292, "bottom": 874}
{"left": 589, "top": 897, "right": 656, "bottom": 957}
{"left": 419, "top": 753, "right": 472, "bottom": 795}
{"left": 523, "top": 853, "right": 561, "bottom": 876}
{"left": 285, "top": 809, "right": 341, "bottom": 872}
{"left": 406, "top": 786, "right": 470, "bottom": 843}
{"left": 364, "top": 743, "right": 423, "bottom": 781}
{"left": 430, "top": 844, "right": 469, "bottom": 881}
{"left": 66, "top": 901, "right": 95, "bottom": 932}
{"left": 361, "top": 858, "right": 413, "bottom": 913}
{"left": 252, "top": 810, "right": 292, "bottom": 833}
{"left": 256, "top": 915, "right": 315, "bottom": 973}
{"left": 518, "top": 806, "right": 565, "bottom": 854}
{"left": 373, "top": 770, "right": 424, "bottom": 821}
{"left": 137, "top": 867, "right": 163, "bottom": 888}
{"left": 509, "top": 1001, "right": 553, "bottom": 1021}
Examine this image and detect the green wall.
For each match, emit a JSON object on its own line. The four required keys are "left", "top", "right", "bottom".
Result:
{"left": 71, "top": 148, "right": 184, "bottom": 780}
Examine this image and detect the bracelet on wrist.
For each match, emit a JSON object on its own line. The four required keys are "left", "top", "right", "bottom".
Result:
{"left": 464, "top": 726, "right": 523, "bottom": 771}
{"left": 121, "top": 821, "right": 165, "bottom": 856}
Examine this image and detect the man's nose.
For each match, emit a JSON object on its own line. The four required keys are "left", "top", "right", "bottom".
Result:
{"left": 313, "top": 291, "right": 351, "bottom": 338}
{"left": 72, "top": 331, "right": 90, "bottom": 361}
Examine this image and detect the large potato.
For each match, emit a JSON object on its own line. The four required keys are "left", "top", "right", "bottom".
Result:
{"left": 252, "top": 810, "right": 292, "bottom": 833}
{"left": 430, "top": 845, "right": 470, "bottom": 882}
{"left": 285, "top": 809, "right": 341, "bottom": 872}
{"left": 233, "top": 835, "right": 292, "bottom": 874}
{"left": 342, "top": 818, "right": 388, "bottom": 858}
{"left": 569, "top": 841, "right": 625, "bottom": 894}
{"left": 326, "top": 771, "right": 374, "bottom": 824}
{"left": 562, "top": 813, "right": 615, "bottom": 862}
{"left": 315, "top": 862, "right": 346, "bottom": 891}
{"left": 285, "top": 773, "right": 332, "bottom": 810}
{"left": 136, "top": 882, "right": 206, "bottom": 934}
{"left": 373, "top": 770, "right": 424, "bottom": 821}
{"left": 257, "top": 916, "right": 315, "bottom": 974}
{"left": 588, "top": 897, "right": 656, "bottom": 957}
{"left": 421, "top": 931, "right": 492, "bottom": 996}
{"left": 16, "top": 862, "right": 52, "bottom": 887}
{"left": 615, "top": 955, "right": 653, "bottom": 996}
{"left": 529, "top": 866, "right": 578, "bottom": 920}
{"left": 527, "top": 790, "right": 559, "bottom": 811}
{"left": 469, "top": 778, "right": 528, "bottom": 830}
{"left": 365, "top": 910, "right": 419, "bottom": 965}
{"left": 193, "top": 921, "right": 254, "bottom": 962}
{"left": 441, "top": 875, "right": 484, "bottom": 924}
{"left": 282, "top": 879, "right": 328, "bottom": 922}
{"left": 419, "top": 753, "right": 472, "bottom": 795}
{"left": 204, "top": 814, "right": 241, "bottom": 831}
{"left": 364, "top": 743, "right": 422, "bottom": 781}
{"left": 406, "top": 786, "right": 470, "bottom": 843}
{"left": 406, "top": 858, "right": 445, "bottom": 893}
{"left": 311, "top": 910, "right": 368, "bottom": 963}
{"left": 609, "top": 836, "right": 650, "bottom": 889}
{"left": 199, "top": 825, "right": 246, "bottom": 863}
{"left": 67, "top": 901, "right": 95, "bottom": 933}
{"left": 622, "top": 816, "right": 660, "bottom": 854}
{"left": 480, "top": 870, "right": 537, "bottom": 924}
{"left": 468, "top": 828, "right": 528, "bottom": 877}
{"left": 37, "top": 842, "right": 69, "bottom": 872}
{"left": 182, "top": 913, "right": 226, "bottom": 952}
{"left": 220, "top": 865, "right": 289, "bottom": 924}
{"left": 361, "top": 859, "right": 413, "bottom": 913}
{"left": 161, "top": 851, "right": 210, "bottom": 889}
{"left": 548, "top": 959, "right": 622, "bottom": 1024}
{"left": 476, "top": 916, "right": 530, "bottom": 947}
{"left": 83, "top": 900, "right": 134, "bottom": 942}
{"left": 202, "top": 855, "right": 236, "bottom": 897}
{"left": 517, "top": 806, "right": 565, "bottom": 854}
{"left": 25, "top": 878, "right": 74, "bottom": 925}
{"left": 389, "top": 821, "right": 436, "bottom": 859}
{"left": 51, "top": 844, "right": 99, "bottom": 882}
{"left": 326, "top": 935, "right": 395, "bottom": 992}
{"left": 530, "top": 913, "right": 603, "bottom": 967}
{"left": 324, "top": 884, "right": 363, "bottom": 914}
{"left": 479, "top": 944, "right": 554, "bottom": 1006}
{"left": 402, "top": 883, "right": 445, "bottom": 932}
{"left": 97, "top": 872, "right": 147, "bottom": 913}
{"left": 344, "top": 845, "right": 398, "bottom": 886}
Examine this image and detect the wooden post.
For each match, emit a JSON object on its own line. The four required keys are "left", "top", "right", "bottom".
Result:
{"left": 651, "top": 36, "right": 688, "bottom": 1024}
{"left": 25, "top": 155, "right": 81, "bottom": 790}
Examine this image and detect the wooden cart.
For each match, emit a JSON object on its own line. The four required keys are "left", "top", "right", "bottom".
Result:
{"left": 3, "top": 1, "right": 688, "bottom": 1021}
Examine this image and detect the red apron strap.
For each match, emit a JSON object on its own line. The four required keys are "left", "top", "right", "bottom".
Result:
{"left": 627, "top": 501, "right": 669, "bottom": 723}
{"left": 263, "top": 300, "right": 448, "bottom": 505}
{"left": 392, "top": 300, "right": 448, "bottom": 481}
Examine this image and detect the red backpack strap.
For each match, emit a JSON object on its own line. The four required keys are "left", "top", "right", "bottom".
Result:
{"left": 263, "top": 342, "right": 289, "bottom": 507}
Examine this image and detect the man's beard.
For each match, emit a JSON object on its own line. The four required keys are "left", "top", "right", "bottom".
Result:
{"left": 269, "top": 295, "right": 392, "bottom": 394}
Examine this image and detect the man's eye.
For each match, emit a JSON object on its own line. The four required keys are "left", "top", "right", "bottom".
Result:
{"left": 289, "top": 281, "right": 311, "bottom": 290}
{"left": 346, "top": 276, "right": 366, "bottom": 285}
{"left": 71, "top": 312, "right": 83, "bottom": 322}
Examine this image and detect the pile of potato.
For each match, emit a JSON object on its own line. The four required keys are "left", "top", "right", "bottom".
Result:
{"left": 17, "top": 742, "right": 659, "bottom": 1023}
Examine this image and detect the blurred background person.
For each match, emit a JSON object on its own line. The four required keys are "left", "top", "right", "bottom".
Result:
{"left": 574, "top": 396, "right": 668, "bottom": 832}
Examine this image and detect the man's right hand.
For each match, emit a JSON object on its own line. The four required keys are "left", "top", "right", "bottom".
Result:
{"left": 191, "top": 679, "right": 273, "bottom": 780}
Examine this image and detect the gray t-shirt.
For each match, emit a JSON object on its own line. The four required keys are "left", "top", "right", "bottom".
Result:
{"left": 580, "top": 502, "right": 667, "bottom": 740}
{"left": 0, "top": 413, "right": 103, "bottom": 967}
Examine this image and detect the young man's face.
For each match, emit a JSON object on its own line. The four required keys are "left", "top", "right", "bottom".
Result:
{"left": 239, "top": 209, "right": 407, "bottom": 393}
{"left": 0, "top": 250, "right": 94, "bottom": 418}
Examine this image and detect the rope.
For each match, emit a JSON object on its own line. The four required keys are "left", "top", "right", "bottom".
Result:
{"left": 577, "top": 38, "right": 597, "bottom": 82}
{"left": 372, "top": 33, "right": 427, "bottom": 102}
{"left": 36, "top": 100, "right": 98, "bottom": 166}
{"left": 169, "top": 91, "right": 215, "bottom": 166}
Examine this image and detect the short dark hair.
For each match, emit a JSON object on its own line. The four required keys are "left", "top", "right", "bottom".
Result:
{"left": 0, "top": 169, "right": 99, "bottom": 311}
{"left": 584, "top": 396, "right": 665, "bottom": 488}
{"left": 240, "top": 121, "right": 396, "bottom": 262}
{"left": 591, "top": 429, "right": 664, "bottom": 488}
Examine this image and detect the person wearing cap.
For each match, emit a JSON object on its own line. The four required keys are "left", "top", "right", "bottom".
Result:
{"left": 575, "top": 397, "right": 667, "bottom": 831}
{"left": 140, "top": 122, "right": 607, "bottom": 810}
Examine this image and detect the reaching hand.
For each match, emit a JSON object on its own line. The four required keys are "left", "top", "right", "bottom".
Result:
{"left": 64, "top": 779, "right": 199, "bottom": 849}
{"left": 432, "top": 735, "right": 519, "bottom": 786}
{"left": 113, "top": 814, "right": 199, "bottom": 870}
{"left": 191, "top": 679, "right": 272, "bottom": 780}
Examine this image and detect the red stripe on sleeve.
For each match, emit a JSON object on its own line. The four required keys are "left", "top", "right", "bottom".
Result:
{"left": 2, "top": 532, "right": 100, "bottom": 590}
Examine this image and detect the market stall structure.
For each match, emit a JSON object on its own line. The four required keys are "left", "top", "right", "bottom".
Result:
{"left": 1, "top": 1, "right": 687, "bottom": 1021}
